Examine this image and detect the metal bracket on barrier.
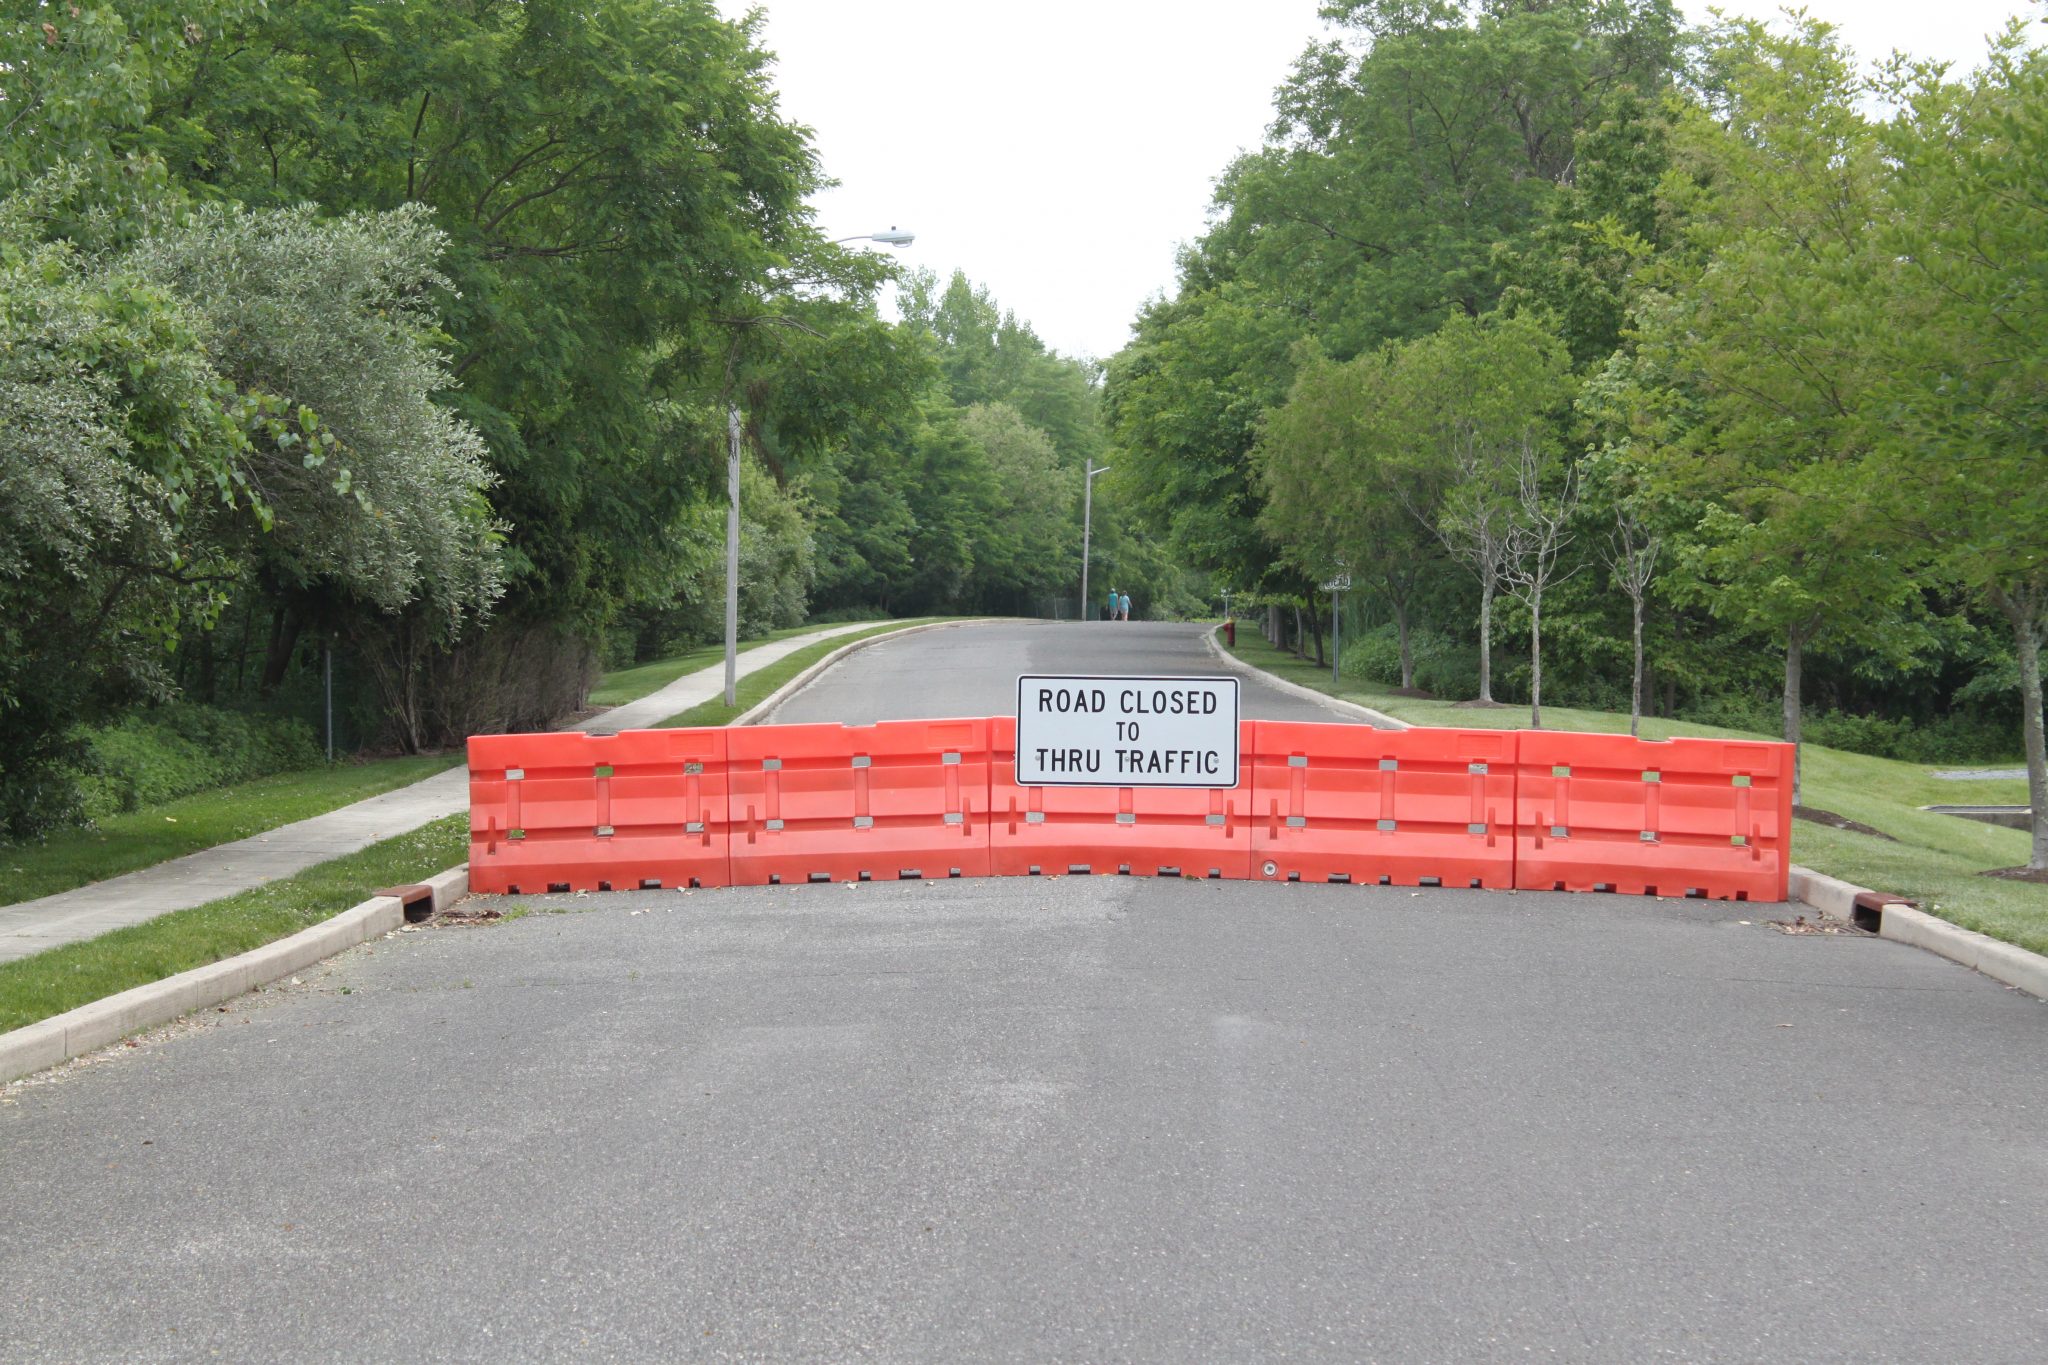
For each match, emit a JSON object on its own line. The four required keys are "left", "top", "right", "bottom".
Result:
{"left": 1116, "top": 813, "right": 1136, "bottom": 825}
{"left": 1468, "top": 763, "right": 1488, "bottom": 774}
{"left": 854, "top": 816, "right": 874, "bottom": 829}
{"left": 686, "top": 822, "right": 705, "bottom": 834}
{"left": 1551, "top": 825, "right": 1568, "bottom": 838}
{"left": 852, "top": 755, "right": 871, "bottom": 768}
{"left": 1377, "top": 819, "right": 1397, "bottom": 831}
{"left": 1639, "top": 830, "right": 1658, "bottom": 842}
{"left": 944, "top": 813, "right": 965, "bottom": 825}
{"left": 1468, "top": 822, "right": 1487, "bottom": 835}
{"left": 1379, "top": 759, "right": 1398, "bottom": 771}
{"left": 1286, "top": 816, "right": 1306, "bottom": 828}
{"left": 1206, "top": 814, "right": 1226, "bottom": 826}
{"left": 942, "top": 752, "right": 961, "bottom": 765}
{"left": 766, "top": 818, "right": 784, "bottom": 831}
{"left": 1288, "top": 756, "right": 1308, "bottom": 767}
{"left": 1025, "top": 811, "right": 1045, "bottom": 823}
{"left": 505, "top": 768, "right": 524, "bottom": 781}
{"left": 762, "top": 758, "right": 782, "bottom": 771}
{"left": 595, "top": 825, "right": 614, "bottom": 837}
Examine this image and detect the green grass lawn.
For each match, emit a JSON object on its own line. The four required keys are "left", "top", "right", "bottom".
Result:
{"left": 1227, "top": 629, "right": 2048, "bottom": 956}
{"left": 0, "top": 814, "right": 468, "bottom": 1034}
{"left": 590, "top": 623, "right": 833, "bottom": 706}
{"left": 0, "top": 754, "right": 460, "bottom": 909}
{"left": 656, "top": 619, "right": 944, "bottom": 729}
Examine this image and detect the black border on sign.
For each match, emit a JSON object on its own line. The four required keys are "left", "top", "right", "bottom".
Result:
{"left": 1014, "top": 674, "right": 1241, "bottom": 789}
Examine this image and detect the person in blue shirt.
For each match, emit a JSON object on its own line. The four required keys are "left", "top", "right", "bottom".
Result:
{"left": 1105, "top": 587, "right": 1118, "bottom": 622}
{"left": 1120, "top": 592, "right": 1132, "bottom": 621}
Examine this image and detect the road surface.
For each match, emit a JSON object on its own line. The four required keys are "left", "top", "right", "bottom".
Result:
{"left": 3, "top": 619, "right": 2044, "bottom": 1361}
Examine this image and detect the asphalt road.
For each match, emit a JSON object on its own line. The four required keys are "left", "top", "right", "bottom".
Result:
{"left": 4, "top": 620, "right": 2045, "bottom": 1361}
{"left": 4, "top": 881, "right": 2044, "bottom": 1361}
{"left": 761, "top": 619, "right": 1362, "bottom": 726}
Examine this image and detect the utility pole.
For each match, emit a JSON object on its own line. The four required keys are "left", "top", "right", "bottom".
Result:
{"left": 724, "top": 405, "right": 742, "bottom": 707}
{"left": 1080, "top": 463, "right": 1110, "bottom": 620}
{"left": 1323, "top": 568, "right": 1351, "bottom": 684}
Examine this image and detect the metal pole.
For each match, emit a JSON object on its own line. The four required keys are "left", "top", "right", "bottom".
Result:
{"left": 725, "top": 405, "right": 741, "bottom": 708}
{"left": 1331, "top": 589, "right": 1341, "bottom": 685}
{"left": 1080, "top": 470, "right": 1094, "bottom": 622}
{"left": 324, "top": 640, "right": 334, "bottom": 762}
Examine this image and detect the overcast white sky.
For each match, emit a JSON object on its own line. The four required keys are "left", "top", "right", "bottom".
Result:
{"left": 725, "top": 0, "right": 2045, "bottom": 362}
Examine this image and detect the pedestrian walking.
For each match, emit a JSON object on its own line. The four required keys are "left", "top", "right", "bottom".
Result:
{"left": 1120, "top": 592, "right": 1132, "bottom": 622}
{"left": 1106, "top": 586, "right": 1118, "bottom": 622}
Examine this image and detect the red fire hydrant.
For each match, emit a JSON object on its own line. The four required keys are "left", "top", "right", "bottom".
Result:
{"left": 1223, "top": 618, "right": 1236, "bottom": 647}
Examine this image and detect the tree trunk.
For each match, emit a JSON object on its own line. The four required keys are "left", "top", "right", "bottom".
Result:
{"left": 1629, "top": 596, "right": 1645, "bottom": 738}
{"left": 1784, "top": 625, "right": 1805, "bottom": 807}
{"left": 1529, "top": 594, "right": 1543, "bottom": 728}
{"left": 1393, "top": 598, "right": 1414, "bottom": 690}
{"left": 1476, "top": 572, "right": 1496, "bottom": 703}
{"left": 1993, "top": 587, "right": 2048, "bottom": 871}
{"left": 1310, "top": 603, "right": 1325, "bottom": 669}
{"left": 1292, "top": 604, "right": 1305, "bottom": 659}
{"left": 261, "top": 607, "right": 303, "bottom": 693}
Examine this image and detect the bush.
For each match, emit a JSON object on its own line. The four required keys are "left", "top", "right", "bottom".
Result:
{"left": 74, "top": 705, "right": 324, "bottom": 820}
{"left": 808, "top": 605, "right": 893, "bottom": 625}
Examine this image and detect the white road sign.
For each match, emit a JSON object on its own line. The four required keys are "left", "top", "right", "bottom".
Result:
{"left": 1015, "top": 675, "right": 1239, "bottom": 788}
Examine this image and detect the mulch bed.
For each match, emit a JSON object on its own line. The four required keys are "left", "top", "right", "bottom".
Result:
{"left": 1981, "top": 865, "right": 2048, "bottom": 884}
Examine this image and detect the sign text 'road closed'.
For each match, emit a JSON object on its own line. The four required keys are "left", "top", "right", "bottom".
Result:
{"left": 1015, "top": 675, "right": 1239, "bottom": 788}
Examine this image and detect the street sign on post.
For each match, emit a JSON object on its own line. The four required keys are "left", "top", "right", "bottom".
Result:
{"left": 1015, "top": 675, "right": 1239, "bottom": 788}
{"left": 1322, "top": 573, "right": 1351, "bottom": 684}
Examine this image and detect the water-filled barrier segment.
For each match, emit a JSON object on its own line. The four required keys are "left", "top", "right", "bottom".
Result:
{"left": 1249, "top": 723, "right": 1516, "bottom": 887}
{"left": 988, "top": 717, "right": 1256, "bottom": 879}
{"left": 1512, "top": 732, "right": 1792, "bottom": 901}
{"left": 466, "top": 719, "right": 1794, "bottom": 902}
{"left": 468, "top": 728, "right": 731, "bottom": 893}
{"left": 728, "top": 718, "right": 991, "bottom": 884}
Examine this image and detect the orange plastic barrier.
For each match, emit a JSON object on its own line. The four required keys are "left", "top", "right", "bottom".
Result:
{"left": 987, "top": 717, "right": 1256, "bottom": 879}
{"left": 1512, "top": 732, "right": 1792, "bottom": 901}
{"left": 1249, "top": 723, "right": 1517, "bottom": 887}
{"left": 727, "top": 718, "right": 992, "bottom": 884}
{"left": 468, "top": 729, "right": 731, "bottom": 894}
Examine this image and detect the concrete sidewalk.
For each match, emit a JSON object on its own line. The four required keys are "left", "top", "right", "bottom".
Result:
{"left": 0, "top": 622, "right": 886, "bottom": 964}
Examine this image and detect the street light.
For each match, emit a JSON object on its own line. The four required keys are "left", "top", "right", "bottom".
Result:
{"left": 721, "top": 227, "right": 917, "bottom": 705}
{"left": 1080, "top": 463, "right": 1111, "bottom": 621}
{"left": 834, "top": 227, "right": 916, "bottom": 246}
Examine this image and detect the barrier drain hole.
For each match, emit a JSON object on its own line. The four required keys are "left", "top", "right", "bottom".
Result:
{"left": 899, "top": 870, "right": 922, "bottom": 880}
{"left": 1329, "top": 874, "right": 1351, "bottom": 885}
{"left": 640, "top": 879, "right": 662, "bottom": 890}
{"left": 1068, "top": 864, "right": 1092, "bottom": 876}
{"left": 1287, "top": 872, "right": 1302, "bottom": 883}
{"left": 597, "top": 881, "right": 612, "bottom": 893}
{"left": 506, "top": 884, "right": 522, "bottom": 895}
{"left": 1379, "top": 876, "right": 1393, "bottom": 887}
{"left": 1157, "top": 867, "right": 1181, "bottom": 878}
{"left": 949, "top": 868, "right": 962, "bottom": 878}
{"left": 1594, "top": 883, "right": 1615, "bottom": 894}
{"left": 688, "top": 878, "right": 702, "bottom": 890}
{"left": 769, "top": 875, "right": 782, "bottom": 886}
{"left": 808, "top": 872, "right": 832, "bottom": 885}
{"left": 1735, "top": 891, "right": 1749, "bottom": 902}
{"left": 1118, "top": 864, "right": 1132, "bottom": 876}
{"left": 1686, "top": 888, "right": 1705, "bottom": 899}
{"left": 858, "top": 871, "right": 872, "bottom": 882}
{"left": 1469, "top": 879, "right": 1482, "bottom": 890}
{"left": 1420, "top": 877, "right": 1442, "bottom": 888}
{"left": 1028, "top": 866, "right": 1042, "bottom": 876}
{"left": 548, "top": 883, "right": 570, "bottom": 894}
{"left": 1644, "top": 885, "right": 1658, "bottom": 897}
{"left": 1208, "top": 869, "right": 1221, "bottom": 879}
{"left": 1553, "top": 882, "right": 1565, "bottom": 892}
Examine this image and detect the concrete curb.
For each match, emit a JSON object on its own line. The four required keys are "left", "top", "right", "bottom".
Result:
{"left": 741, "top": 618, "right": 1011, "bottom": 727}
{"left": 1201, "top": 625, "right": 1409, "bottom": 730}
{"left": 0, "top": 863, "right": 471, "bottom": 1086}
{"left": 1790, "top": 863, "right": 2047, "bottom": 1002}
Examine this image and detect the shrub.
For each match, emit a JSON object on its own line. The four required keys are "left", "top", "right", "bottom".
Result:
{"left": 74, "top": 705, "right": 324, "bottom": 820}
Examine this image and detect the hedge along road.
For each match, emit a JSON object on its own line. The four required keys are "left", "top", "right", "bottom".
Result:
{"left": 3, "top": 620, "right": 2045, "bottom": 1360}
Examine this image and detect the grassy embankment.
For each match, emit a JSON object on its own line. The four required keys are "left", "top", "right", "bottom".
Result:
{"left": 0, "top": 620, "right": 935, "bottom": 1034}
{"left": 1227, "top": 629, "right": 2048, "bottom": 957}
